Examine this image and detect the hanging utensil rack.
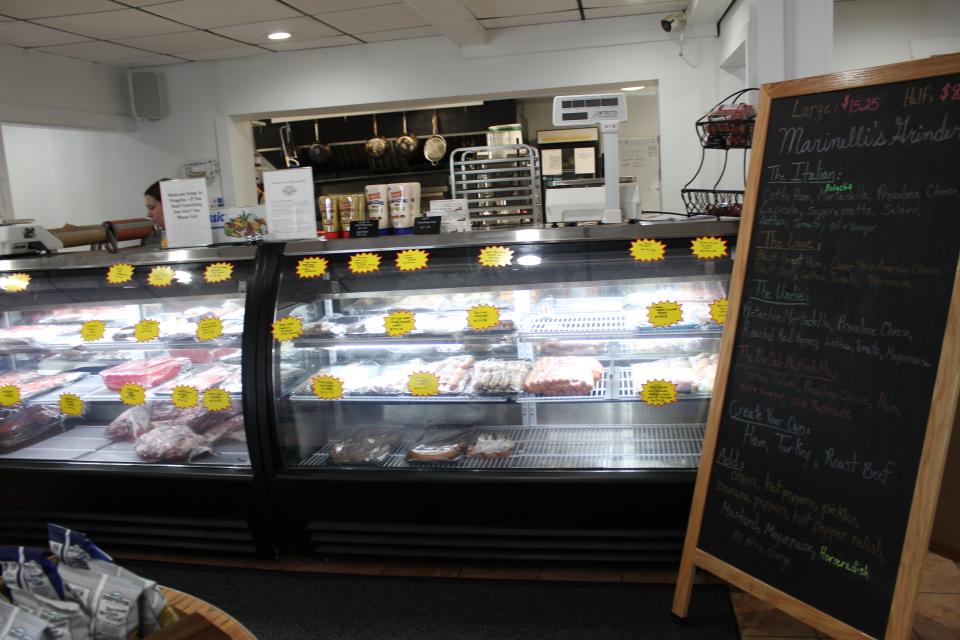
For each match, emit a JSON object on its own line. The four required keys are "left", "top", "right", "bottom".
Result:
{"left": 450, "top": 144, "right": 542, "bottom": 230}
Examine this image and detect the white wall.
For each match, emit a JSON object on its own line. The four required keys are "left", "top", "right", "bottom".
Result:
{"left": 834, "top": 0, "right": 960, "bottom": 72}
{"left": 1, "top": 124, "right": 186, "bottom": 228}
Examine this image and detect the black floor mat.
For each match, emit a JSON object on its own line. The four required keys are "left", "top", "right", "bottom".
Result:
{"left": 126, "top": 562, "right": 739, "bottom": 640}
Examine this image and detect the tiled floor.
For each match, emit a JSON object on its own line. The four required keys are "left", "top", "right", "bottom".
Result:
{"left": 116, "top": 550, "right": 960, "bottom": 639}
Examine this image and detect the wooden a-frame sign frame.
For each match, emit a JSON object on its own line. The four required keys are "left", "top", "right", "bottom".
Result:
{"left": 671, "top": 53, "right": 960, "bottom": 640}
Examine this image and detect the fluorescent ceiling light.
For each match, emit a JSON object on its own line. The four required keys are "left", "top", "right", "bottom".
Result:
{"left": 621, "top": 86, "right": 645, "bottom": 91}
{"left": 268, "top": 31, "right": 292, "bottom": 40}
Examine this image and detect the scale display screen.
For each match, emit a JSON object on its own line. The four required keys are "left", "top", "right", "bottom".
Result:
{"left": 552, "top": 93, "right": 627, "bottom": 126}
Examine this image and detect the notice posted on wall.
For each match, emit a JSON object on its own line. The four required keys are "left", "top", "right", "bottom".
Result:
{"left": 160, "top": 178, "right": 213, "bottom": 248}
{"left": 263, "top": 167, "right": 317, "bottom": 241}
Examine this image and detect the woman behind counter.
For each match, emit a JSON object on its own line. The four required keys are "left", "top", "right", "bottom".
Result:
{"left": 143, "top": 180, "right": 166, "bottom": 246}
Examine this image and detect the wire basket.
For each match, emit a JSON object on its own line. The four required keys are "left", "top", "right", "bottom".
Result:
{"left": 681, "top": 189, "right": 744, "bottom": 216}
{"left": 696, "top": 89, "right": 757, "bottom": 149}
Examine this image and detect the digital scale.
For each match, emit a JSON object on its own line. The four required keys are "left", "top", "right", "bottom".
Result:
{"left": 545, "top": 93, "right": 634, "bottom": 225}
{"left": 0, "top": 219, "right": 63, "bottom": 256}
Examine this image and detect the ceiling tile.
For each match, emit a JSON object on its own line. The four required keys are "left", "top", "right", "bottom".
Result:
{"left": 261, "top": 34, "right": 356, "bottom": 51}
{"left": 113, "top": 1, "right": 181, "bottom": 5}
{"left": 286, "top": 0, "right": 394, "bottom": 13}
{"left": 182, "top": 44, "right": 264, "bottom": 59}
{"left": 481, "top": 10, "right": 580, "bottom": 28}
{"left": 0, "top": 21, "right": 90, "bottom": 47}
{"left": 359, "top": 25, "right": 438, "bottom": 42}
{"left": 317, "top": 3, "right": 428, "bottom": 34}
{"left": 0, "top": 0, "right": 117, "bottom": 19}
{"left": 35, "top": 9, "right": 189, "bottom": 39}
{"left": 112, "top": 53, "right": 184, "bottom": 66}
{"left": 212, "top": 16, "right": 338, "bottom": 44}
{"left": 584, "top": 1, "right": 687, "bottom": 17}
{"left": 39, "top": 40, "right": 149, "bottom": 61}
{"left": 116, "top": 29, "right": 237, "bottom": 53}
{"left": 463, "top": 0, "right": 576, "bottom": 20}
{"left": 583, "top": 0, "right": 686, "bottom": 7}
{"left": 143, "top": 0, "right": 300, "bottom": 29}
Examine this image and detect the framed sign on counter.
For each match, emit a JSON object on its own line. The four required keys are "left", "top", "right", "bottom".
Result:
{"left": 672, "top": 54, "right": 960, "bottom": 640}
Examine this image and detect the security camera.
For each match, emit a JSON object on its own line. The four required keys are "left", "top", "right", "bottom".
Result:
{"left": 660, "top": 12, "right": 686, "bottom": 33}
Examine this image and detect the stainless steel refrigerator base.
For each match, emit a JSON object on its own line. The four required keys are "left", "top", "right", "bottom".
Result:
{"left": 297, "top": 424, "right": 705, "bottom": 471}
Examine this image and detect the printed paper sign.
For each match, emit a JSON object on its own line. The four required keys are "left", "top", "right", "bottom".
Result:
{"left": 478, "top": 246, "right": 513, "bottom": 267}
{"left": 312, "top": 376, "right": 344, "bottom": 400}
{"left": 171, "top": 386, "right": 199, "bottom": 409}
{"left": 59, "top": 393, "right": 83, "bottom": 416}
{"left": 647, "top": 302, "right": 684, "bottom": 328}
{"left": 263, "top": 168, "right": 317, "bottom": 241}
{"left": 467, "top": 305, "right": 501, "bottom": 331}
{"left": 202, "top": 388, "right": 231, "bottom": 411}
{"left": 0, "top": 385, "right": 20, "bottom": 407}
{"left": 396, "top": 250, "right": 429, "bottom": 271}
{"left": 120, "top": 383, "right": 146, "bottom": 406}
{"left": 1, "top": 273, "right": 30, "bottom": 293}
{"left": 542, "top": 149, "right": 563, "bottom": 176}
{"left": 204, "top": 262, "right": 234, "bottom": 284}
{"left": 691, "top": 236, "right": 729, "bottom": 259}
{"left": 147, "top": 266, "right": 175, "bottom": 287}
{"left": 384, "top": 311, "right": 416, "bottom": 337}
{"left": 629, "top": 239, "right": 667, "bottom": 262}
{"left": 80, "top": 321, "right": 106, "bottom": 342}
{"left": 160, "top": 178, "right": 213, "bottom": 248}
{"left": 407, "top": 372, "right": 439, "bottom": 396}
{"left": 348, "top": 253, "right": 381, "bottom": 274}
{"left": 106, "top": 264, "right": 134, "bottom": 284}
{"left": 296, "top": 257, "right": 328, "bottom": 279}
{"left": 640, "top": 380, "right": 678, "bottom": 406}
{"left": 272, "top": 316, "right": 303, "bottom": 342}
{"left": 709, "top": 298, "right": 728, "bottom": 325}
{"left": 195, "top": 317, "right": 223, "bottom": 342}
{"left": 574, "top": 147, "right": 596, "bottom": 175}
{"left": 134, "top": 320, "right": 160, "bottom": 342}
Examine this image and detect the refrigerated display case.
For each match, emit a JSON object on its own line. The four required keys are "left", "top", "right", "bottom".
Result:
{"left": 0, "top": 247, "right": 274, "bottom": 556}
{"left": 264, "top": 221, "right": 738, "bottom": 562}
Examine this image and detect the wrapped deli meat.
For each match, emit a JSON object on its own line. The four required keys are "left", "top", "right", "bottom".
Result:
{"left": 522, "top": 356, "right": 603, "bottom": 396}
{"left": 99, "top": 357, "right": 185, "bottom": 391}
{"left": 134, "top": 424, "right": 210, "bottom": 463}
{"left": 105, "top": 405, "right": 151, "bottom": 441}
{"left": 0, "top": 547, "right": 64, "bottom": 600}
{"left": 58, "top": 564, "right": 142, "bottom": 640}
{"left": 406, "top": 429, "right": 469, "bottom": 463}
{"left": 7, "top": 587, "right": 91, "bottom": 640}
{"left": 0, "top": 599, "right": 50, "bottom": 640}
{"left": 328, "top": 430, "right": 399, "bottom": 465}
{"left": 0, "top": 405, "right": 64, "bottom": 452}
{"left": 468, "top": 359, "right": 530, "bottom": 395}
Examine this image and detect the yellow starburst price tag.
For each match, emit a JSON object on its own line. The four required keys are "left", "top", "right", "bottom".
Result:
{"left": 134, "top": 319, "right": 160, "bottom": 342}
{"left": 203, "top": 262, "right": 234, "bottom": 283}
{"left": 106, "top": 263, "right": 134, "bottom": 284}
{"left": 467, "top": 305, "right": 501, "bottom": 331}
{"left": 629, "top": 238, "right": 667, "bottom": 262}
{"left": 478, "top": 245, "right": 513, "bottom": 267}
{"left": 195, "top": 317, "right": 223, "bottom": 342}
{"left": 272, "top": 316, "right": 303, "bottom": 342}
{"left": 147, "top": 266, "right": 176, "bottom": 287}
{"left": 384, "top": 310, "right": 416, "bottom": 337}
{"left": 312, "top": 375, "right": 344, "bottom": 400}
{"left": 709, "top": 298, "right": 728, "bottom": 325}
{"left": 395, "top": 249, "right": 429, "bottom": 272}
{"left": 171, "top": 385, "right": 199, "bottom": 409}
{"left": 1, "top": 273, "right": 31, "bottom": 293}
{"left": 296, "top": 257, "right": 328, "bottom": 279}
{"left": 407, "top": 371, "right": 439, "bottom": 397}
{"left": 203, "top": 387, "right": 231, "bottom": 412}
{"left": 691, "top": 236, "right": 729, "bottom": 259}
{"left": 640, "top": 380, "right": 678, "bottom": 406}
{"left": 59, "top": 393, "right": 83, "bottom": 416}
{"left": 80, "top": 320, "right": 106, "bottom": 342}
{"left": 647, "top": 301, "right": 684, "bottom": 328}
{"left": 348, "top": 252, "right": 381, "bottom": 274}
{"left": 0, "top": 385, "right": 20, "bottom": 407}
{"left": 120, "top": 383, "right": 146, "bottom": 406}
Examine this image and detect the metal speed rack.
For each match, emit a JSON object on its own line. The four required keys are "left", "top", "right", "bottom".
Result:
{"left": 450, "top": 144, "right": 542, "bottom": 230}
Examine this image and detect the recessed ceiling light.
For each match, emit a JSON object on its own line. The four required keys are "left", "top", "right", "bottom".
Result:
{"left": 268, "top": 31, "right": 292, "bottom": 40}
{"left": 621, "top": 86, "right": 645, "bottom": 91}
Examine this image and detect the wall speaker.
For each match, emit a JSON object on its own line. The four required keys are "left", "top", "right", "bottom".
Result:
{"left": 129, "top": 71, "right": 168, "bottom": 121}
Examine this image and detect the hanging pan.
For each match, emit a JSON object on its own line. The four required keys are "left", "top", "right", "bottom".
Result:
{"left": 396, "top": 112, "right": 419, "bottom": 158}
{"left": 423, "top": 109, "right": 447, "bottom": 166}
{"left": 279, "top": 123, "right": 300, "bottom": 168}
{"left": 365, "top": 114, "right": 389, "bottom": 159}
{"left": 308, "top": 119, "right": 332, "bottom": 164}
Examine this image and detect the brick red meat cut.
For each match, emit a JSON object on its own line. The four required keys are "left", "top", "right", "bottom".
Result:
{"left": 99, "top": 357, "right": 185, "bottom": 391}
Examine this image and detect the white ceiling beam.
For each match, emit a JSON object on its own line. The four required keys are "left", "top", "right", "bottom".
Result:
{"left": 687, "top": 0, "right": 732, "bottom": 26}
{"left": 403, "top": 0, "right": 488, "bottom": 46}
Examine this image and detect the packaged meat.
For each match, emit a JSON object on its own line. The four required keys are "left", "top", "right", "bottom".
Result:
{"left": 426, "top": 355, "right": 474, "bottom": 395}
{"left": 467, "top": 434, "right": 517, "bottom": 459}
{"left": 7, "top": 586, "right": 91, "bottom": 640}
{"left": 539, "top": 340, "right": 604, "bottom": 356}
{"left": 221, "top": 369, "right": 243, "bottom": 394}
{"left": 133, "top": 424, "right": 210, "bottom": 463}
{"left": 0, "top": 546, "right": 64, "bottom": 600}
{"left": 150, "top": 401, "right": 205, "bottom": 425}
{"left": 630, "top": 353, "right": 719, "bottom": 395}
{"left": 522, "top": 356, "right": 604, "bottom": 396}
{"left": 99, "top": 357, "right": 185, "bottom": 391}
{"left": 299, "top": 362, "right": 379, "bottom": 395}
{"left": 201, "top": 413, "right": 244, "bottom": 443}
{"left": 468, "top": 359, "right": 530, "bottom": 395}
{"left": 328, "top": 431, "right": 399, "bottom": 465}
{"left": 188, "top": 401, "right": 242, "bottom": 435}
{"left": 17, "top": 372, "right": 85, "bottom": 399}
{"left": 105, "top": 405, "right": 152, "bottom": 441}
{"left": 0, "top": 599, "right": 50, "bottom": 640}
{"left": 0, "top": 405, "right": 63, "bottom": 451}
{"left": 59, "top": 564, "right": 142, "bottom": 640}
{"left": 168, "top": 347, "right": 237, "bottom": 364}
{"left": 406, "top": 429, "right": 469, "bottom": 463}
{"left": 166, "top": 364, "right": 236, "bottom": 391}
{"left": 363, "top": 360, "right": 426, "bottom": 395}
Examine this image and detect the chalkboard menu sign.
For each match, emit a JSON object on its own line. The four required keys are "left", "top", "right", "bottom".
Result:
{"left": 674, "top": 55, "right": 960, "bottom": 640}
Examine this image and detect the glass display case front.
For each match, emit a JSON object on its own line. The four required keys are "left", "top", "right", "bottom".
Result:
{"left": 0, "top": 248, "right": 254, "bottom": 469}
{"left": 270, "top": 224, "right": 735, "bottom": 473}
